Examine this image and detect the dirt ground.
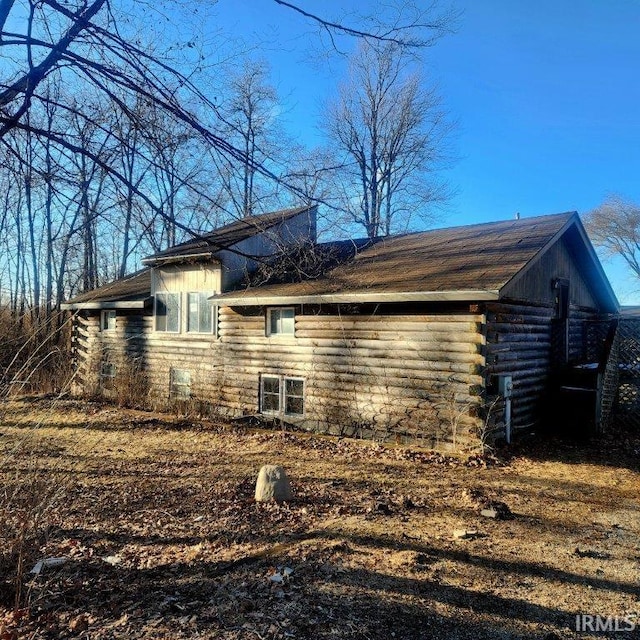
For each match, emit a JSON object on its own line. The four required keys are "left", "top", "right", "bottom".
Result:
{"left": 0, "top": 397, "right": 639, "bottom": 640}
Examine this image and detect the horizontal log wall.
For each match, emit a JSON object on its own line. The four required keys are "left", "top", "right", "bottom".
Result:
{"left": 74, "top": 302, "right": 567, "bottom": 447}
{"left": 72, "top": 306, "right": 488, "bottom": 449}
{"left": 213, "top": 307, "right": 486, "bottom": 449}
{"left": 72, "top": 299, "right": 605, "bottom": 448}
{"left": 484, "top": 302, "right": 555, "bottom": 434}
{"left": 484, "top": 302, "right": 603, "bottom": 435}
{"left": 72, "top": 311, "right": 222, "bottom": 405}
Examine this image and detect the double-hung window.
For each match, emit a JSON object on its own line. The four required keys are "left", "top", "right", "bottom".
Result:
{"left": 267, "top": 307, "right": 295, "bottom": 336}
{"left": 155, "top": 293, "right": 180, "bottom": 332}
{"left": 260, "top": 375, "right": 304, "bottom": 417}
{"left": 187, "top": 292, "right": 215, "bottom": 334}
{"left": 101, "top": 310, "right": 116, "bottom": 331}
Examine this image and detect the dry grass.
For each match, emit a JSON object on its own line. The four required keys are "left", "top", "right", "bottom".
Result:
{"left": 0, "top": 396, "right": 639, "bottom": 639}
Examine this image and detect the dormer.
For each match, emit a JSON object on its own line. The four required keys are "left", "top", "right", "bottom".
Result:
{"left": 141, "top": 205, "right": 317, "bottom": 292}
{"left": 60, "top": 205, "right": 317, "bottom": 327}
{"left": 140, "top": 205, "right": 317, "bottom": 335}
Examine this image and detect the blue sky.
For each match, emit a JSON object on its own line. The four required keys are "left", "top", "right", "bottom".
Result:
{"left": 207, "top": 0, "right": 640, "bottom": 303}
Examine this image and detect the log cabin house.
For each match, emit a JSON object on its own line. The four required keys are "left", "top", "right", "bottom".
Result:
{"left": 62, "top": 206, "right": 619, "bottom": 450}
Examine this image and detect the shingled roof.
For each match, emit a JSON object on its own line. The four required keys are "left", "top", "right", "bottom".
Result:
{"left": 61, "top": 269, "right": 152, "bottom": 310}
{"left": 62, "top": 211, "right": 618, "bottom": 312}
{"left": 142, "top": 205, "right": 315, "bottom": 265}
{"left": 216, "top": 212, "right": 618, "bottom": 310}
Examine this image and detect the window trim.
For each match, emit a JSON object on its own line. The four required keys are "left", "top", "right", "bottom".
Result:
{"left": 284, "top": 377, "right": 305, "bottom": 417}
{"left": 266, "top": 307, "right": 296, "bottom": 337}
{"left": 260, "top": 374, "right": 305, "bottom": 417}
{"left": 100, "top": 310, "right": 116, "bottom": 331}
{"left": 260, "top": 375, "right": 282, "bottom": 415}
{"left": 155, "top": 292, "right": 181, "bottom": 333}
{"left": 186, "top": 291, "right": 216, "bottom": 335}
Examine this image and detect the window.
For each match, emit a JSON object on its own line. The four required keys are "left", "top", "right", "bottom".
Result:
{"left": 101, "top": 310, "right": 116, "bottom": 331}
{"left": 553, "top": 278, "right": 570, "bottom": 364}
{"left": 170, "top": 368, "right": 191, "bottom": 399}
{"left": 155, "top": 293, "right": 180, "bottom": 332}
{"left": 267, "top": 307, "right": 295, "bottom": 336}
{"left": 100, "top": 360, "right": 116, "bottom": 390}
{"left": 284, "top": 378, "right": 304, "bottom": 415}
{"left": 260, "top": 375, "right": 304, "bottom": 416}
{"left": 261, "top": 376, "right": 281, "bottom": 413}
{"left": 187, "top": 292, "right": 215, "bottom": 334}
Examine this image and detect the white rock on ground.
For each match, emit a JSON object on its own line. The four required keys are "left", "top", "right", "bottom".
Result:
{"left": 254, "top": 465, "right": 293, "bottom": 503}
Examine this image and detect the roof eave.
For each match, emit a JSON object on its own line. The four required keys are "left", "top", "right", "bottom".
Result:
{"left": 211, "top": 289, "right": 500, "bottom": 306}
{"left": 61, "top": 297, "right": 153, "bottom": 311}
{"left": 141, "top": 252, "right": 220, "bottom": 266}
{"left": 499, "top": 213, "right": 619, "bottom": 313}
{"left": 572, "top": 218, "right": 619, "bottom": 312}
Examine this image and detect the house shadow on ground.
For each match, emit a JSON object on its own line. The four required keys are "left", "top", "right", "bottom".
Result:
{"left": 17, "top": 530, "right": 621, "bottom": 640}
{"left": 503, "top": 420, "right": 640, "bottom": 472}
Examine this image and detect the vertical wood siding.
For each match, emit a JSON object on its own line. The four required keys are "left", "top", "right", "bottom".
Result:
{"left": 152, "top": 265, "right": 221, "bottom": 294}
{"left": 503, "top": 237, "right": 598, "bottom": 309}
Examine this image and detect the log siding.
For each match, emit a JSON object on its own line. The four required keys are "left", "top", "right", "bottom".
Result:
{"left": 65, "top": 211, "right": 619, "bottom": 450}
{"left": 484, "top": 301, "right": 606, "bottom": 434}
{"left": 215, "top": 306, "right": 486, "bottom": 449}
{"left": 72, "top": 304, "right": 487, "bottom": 449}
{"left": 71, "top": 298, "right": 611, "bottom": 448}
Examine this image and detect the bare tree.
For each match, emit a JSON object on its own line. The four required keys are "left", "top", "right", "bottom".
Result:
{"left": 145, "top": 110, "right": 213, "bottom": 251}
{"left": 0, "top": 0, "right": 457, "bottom": 314}
{"left": 584, "top": 196, "right": 640, "bottom": 279}
{"left": 0, "top": 0, "right": 274, "bottom": 220}
{"left": 213, "top": 60, "right": 283, "bottom": 218}
{"left": 323, "top": 41, "right": 454, "bottom": 238}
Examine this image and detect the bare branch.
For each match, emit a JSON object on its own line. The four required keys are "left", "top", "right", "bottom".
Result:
{"left": 0, "top": 0, "right": 16, "bottom": 33}
{"left": 0, "top": 0, "right": 107, "bottom": 111}
{"left": 273, "top": 0, "right": 455, "bottom": 48}
{"left": 584, "top": 196, "right": 640, "bottom": 280}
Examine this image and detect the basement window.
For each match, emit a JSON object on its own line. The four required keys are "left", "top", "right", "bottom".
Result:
{"left": 100, "top": 360, "right": 116, "bottom": 390}
{"left": 155, "top": 293, "right": 180, "bottom": 332}
{"left": 266, "top": 307, "right": 295, "bottom": 336}
{"left": 260, "top": 375, "right": 304, "bottom": 417}
{"left": 170, "top": 368, "right": 191, "bottom": 399}
{"left": 100, "top": 310, "right": 116, "bottom": 331}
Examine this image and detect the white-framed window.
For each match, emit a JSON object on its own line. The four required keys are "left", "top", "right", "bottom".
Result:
{"left": 170, "top": 368, "right": 191, "bottom": 399}
{"left": 101, "top": 310, "right": 116, "bottom": 331}
{"left": 155, "top": 292, "right": 180, "bottom": 332}
{"left": 260, "top": 375, "right": 304, "bottom": 417}
{"left": 261, "top": 376, "right": 281, "bottom": 413}
{"left": 266, "top": 307, "right": 295, "bottom": 336}
{"left": 187, "top": 292, "right": 216, "bottom": 334}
